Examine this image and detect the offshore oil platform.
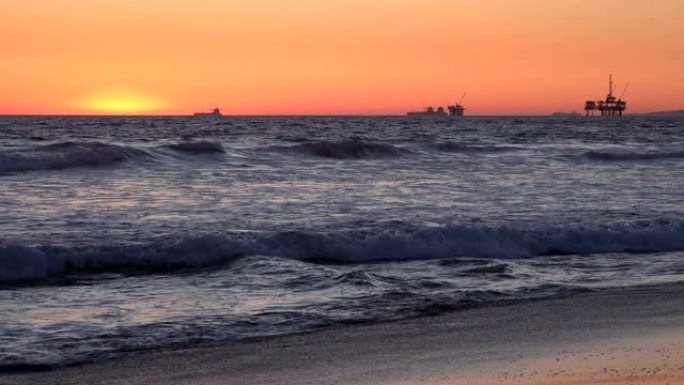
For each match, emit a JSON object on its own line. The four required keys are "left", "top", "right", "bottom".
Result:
{"left": 407, "top": 93, "right": 466, "bottom": 117}
{"left": 584, "top": 75, "right": 627, "bottom": 117}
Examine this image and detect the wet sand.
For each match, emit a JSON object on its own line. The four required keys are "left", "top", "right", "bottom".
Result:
{"left": 3, "top": 283, "right": 684, "bottom": 385}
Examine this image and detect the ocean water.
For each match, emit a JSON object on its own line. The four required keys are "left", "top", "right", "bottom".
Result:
{"left": 1, "top": 115, "right": 683, "bottom": 369}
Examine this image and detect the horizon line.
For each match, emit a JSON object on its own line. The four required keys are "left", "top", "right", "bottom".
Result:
{"left": 0, "top": 112, "right": 681, "bottom": 118}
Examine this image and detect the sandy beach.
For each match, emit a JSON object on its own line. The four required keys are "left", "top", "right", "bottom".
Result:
{"left": 3, "top": 283, "right": 683, "bottom": 385}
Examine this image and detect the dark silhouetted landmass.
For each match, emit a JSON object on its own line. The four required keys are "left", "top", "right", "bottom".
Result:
{"left": 644, "top": 110, "right": 684, "bottom": 116}
{"left": 550, "top": 111, "right": 581, "bottom": 117}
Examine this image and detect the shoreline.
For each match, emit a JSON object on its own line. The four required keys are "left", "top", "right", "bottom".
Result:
{"left": 3, "top": 282, "right": 684, "bottom": 384}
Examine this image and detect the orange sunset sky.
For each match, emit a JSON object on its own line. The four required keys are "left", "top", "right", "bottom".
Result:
{"left": 2, "top": 0, "right": 683, "bottom": 115}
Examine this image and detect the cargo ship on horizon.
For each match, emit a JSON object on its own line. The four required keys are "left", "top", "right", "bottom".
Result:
{"left": 193, "top": 107, "right": 222, "bottom": 117}
{"left": 407, "top": 94, "right": 466, "bottom": 117}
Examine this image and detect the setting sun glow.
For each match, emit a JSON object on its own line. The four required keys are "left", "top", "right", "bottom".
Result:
{"left": 74, "top": 90, "right": 170, "bottom": 115}
{"left": 1, "top": 0, "right": 683, "bottom": 115}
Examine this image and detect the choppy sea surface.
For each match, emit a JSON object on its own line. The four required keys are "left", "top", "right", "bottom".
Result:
{"left": 1, "top": 115, "right": 683, "bottom": 369}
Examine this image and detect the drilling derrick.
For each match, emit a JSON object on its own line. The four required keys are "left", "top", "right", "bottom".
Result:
{"left": 585, "top": 75, "right": 627, "bottom": 117}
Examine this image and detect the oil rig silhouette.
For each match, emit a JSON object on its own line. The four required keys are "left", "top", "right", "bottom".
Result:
{"left": 584, "top": 75, "right": 627, "bottom": 117}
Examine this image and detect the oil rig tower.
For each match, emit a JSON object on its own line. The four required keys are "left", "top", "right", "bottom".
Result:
{"left": 584, "top": 75, "right": 627, "bottom": 117}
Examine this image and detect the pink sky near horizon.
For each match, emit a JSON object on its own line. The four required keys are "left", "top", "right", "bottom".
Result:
{"left": 1, "top": 0, "right": 683, "bottom": 115}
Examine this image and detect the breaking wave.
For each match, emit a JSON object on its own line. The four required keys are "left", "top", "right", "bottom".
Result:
{"left": 584, "top": 150, "right": 684, "bottom": 161}
{"left": 161, "top": 141, "right": 224, "bottom": 154}
{"left": 3, "top": 220, "right": 684, "bottom": 284}
{"left": 0, "top": 142, "right": 151, "bottom": 173}
{"left": 0, "top": 140, "right": 231, "bottom": 174}
{"left": 266, "top": 140, "right": 410, "bottom": 159}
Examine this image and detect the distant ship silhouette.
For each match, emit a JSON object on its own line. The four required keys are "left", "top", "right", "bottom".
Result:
{"left": 193, "top": 107, "right": 222, "bottom": 117}
{"left": 407, "top": 93, "right": 466, "bottom": 117}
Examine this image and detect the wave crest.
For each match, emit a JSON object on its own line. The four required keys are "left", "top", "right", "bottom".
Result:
{"left": 162, "top": 141, "right": 224, "bottom": 154}
{"left": 585, "top": 150, "right": 684, "bottom": 161}
{"left": 433, "top": 141, "right": 522, "bottom": 153}
{"left": 0, "top": 142, "right": 151, "bottom": 173}
{"left": 267, "top": 140, "right": 409, "bottom": 159}
{"left": 2, "top": 221, "right": 684, "bottom": 284}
